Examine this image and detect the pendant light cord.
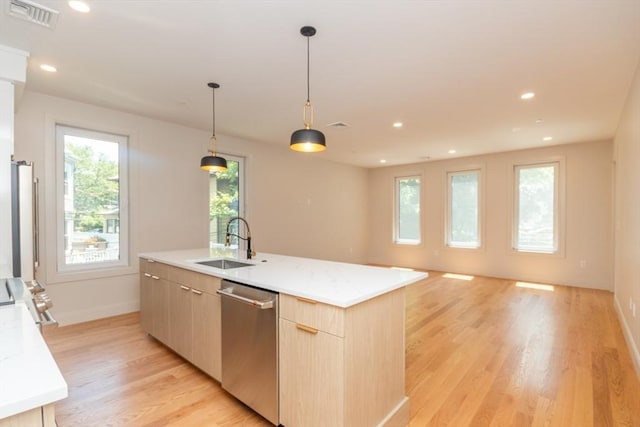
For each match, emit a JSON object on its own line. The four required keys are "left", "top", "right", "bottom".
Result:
{"left": 211, "top": 87, "right": 216, "bottom": 139}
{"left": 306, "top": 35, "right": 310, "bottom": 103}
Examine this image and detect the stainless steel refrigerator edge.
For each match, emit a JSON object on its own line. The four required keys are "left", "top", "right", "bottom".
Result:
{"left": 218, "top": 280, "right": 279, "bottom": 425}
{"left": 11, "top": 160, "right": 38, "bottom": 282}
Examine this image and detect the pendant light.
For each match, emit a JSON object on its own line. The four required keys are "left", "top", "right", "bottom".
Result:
{"left": 290, "top": 26, "right": 326, "bottom": 153}
{"left": 200, "top": 82, "right": 228, "bottom": 172}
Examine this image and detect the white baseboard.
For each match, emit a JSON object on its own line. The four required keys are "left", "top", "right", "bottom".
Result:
{"left": 614, "top": 295, "right": 640, "bottom": 379}
{"left": 52, "top": 300, "right": 139, "bottom": 326}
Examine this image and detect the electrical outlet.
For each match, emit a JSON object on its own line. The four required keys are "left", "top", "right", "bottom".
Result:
{"left": 579, "top": 260, "right": 586, "bottom": 268}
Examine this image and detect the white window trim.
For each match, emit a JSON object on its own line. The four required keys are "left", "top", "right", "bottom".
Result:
{"left": 510, "top": 158, "right": 566, "bottom": 256}
{"left": 445, "top": 168, "right": 483, "bottom": 250}
{"left": 393, "top": 175, "right": 422, "bottom": 245}
{"left": 45, "top": 118, "right": 134, "bottom": 283}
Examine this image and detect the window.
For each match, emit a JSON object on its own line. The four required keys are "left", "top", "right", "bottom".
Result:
{"left": 55, "top": 125, "right": 129, "bottom": 272}
{"left": 209, "top": 155, "right": 245, "bottom": 248}
{"left": 513, "top": 162, "right": 559, "bottom": 253}
{"left": 446, "top": 170, "right": 480, "bottom": 248}
{"left": 394, "top": 176, "right": 421, "bottom": 244}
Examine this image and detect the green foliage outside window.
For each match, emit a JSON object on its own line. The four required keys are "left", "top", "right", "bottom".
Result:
{"left": 65, "top": 142, "right": 118, "bottom": 232}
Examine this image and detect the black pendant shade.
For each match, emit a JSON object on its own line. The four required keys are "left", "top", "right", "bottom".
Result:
{"left": 200, "top": 153, "right": 228, "bottom": 172}
{"left": 290, "top": 26, "right": 326, "bottom": 153}
{"left": 290, "top": 128, "right": 326, "bottom": 152}
{"left": 200, "top": 82, "right": 228, "bottom": 172}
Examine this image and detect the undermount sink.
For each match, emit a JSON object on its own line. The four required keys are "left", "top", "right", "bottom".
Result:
{"left": 196, "top": 259, "right": 254, "bottom": 269}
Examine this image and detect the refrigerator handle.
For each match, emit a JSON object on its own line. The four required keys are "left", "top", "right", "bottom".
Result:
{"left": 33, "top": 177, "right": 39, "bottom": 269}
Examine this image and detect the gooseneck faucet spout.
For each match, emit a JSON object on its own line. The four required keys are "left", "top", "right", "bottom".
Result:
{"left": 225, "top": 217, "right": 255, "bottom": 260}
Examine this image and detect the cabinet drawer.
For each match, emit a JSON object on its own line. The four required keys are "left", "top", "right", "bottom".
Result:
{"left": 169, "top": 267, "right": 221, "bottom": 295}
{"left": 140, "top": 258, "right": 168, "bottom": 279}
{"left": 279, "top": 294, "right": 344, "bottom": 337}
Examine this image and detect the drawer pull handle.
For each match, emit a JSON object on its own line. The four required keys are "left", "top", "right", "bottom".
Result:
{"left": 151, "top": 275, "right": 160, "bottom": 280}
{"left": 296, "top": 297, "right": 317, "bottom": 305}
{"left": 296, "top": 323, "right": 318, "bottom": 334}
{"left": 147, "top": 259, "right": 155, "bottom": 263}
{"left": 143, "top": 273, "right": 151, "bottom": 277}
{"left": 180, "top": 285, "right": 190, "bottom": 291}
{"left": 191, "top": 289, "right": 203, "bottom": 295}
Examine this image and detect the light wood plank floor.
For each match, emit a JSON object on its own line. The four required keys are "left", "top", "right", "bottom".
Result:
{"left": 44, "top": 272, "right": 640, "bottom": 426}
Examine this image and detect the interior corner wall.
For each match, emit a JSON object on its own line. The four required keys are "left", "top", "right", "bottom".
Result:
{"left": 13, "top": 90, "right": 369, "bottom": 325}
{"left": 367, "top": 140, "right": 613, "bottom": 290}
{"left": 613, "top": 60, "right": 640, "bottom": 375}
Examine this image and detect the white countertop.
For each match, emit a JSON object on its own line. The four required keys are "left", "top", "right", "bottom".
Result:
{"left": 0, "top": 303, "right": 68, "bottom": 419}
{"left": 139, "top": 248, "right": 428, "bottom": 307}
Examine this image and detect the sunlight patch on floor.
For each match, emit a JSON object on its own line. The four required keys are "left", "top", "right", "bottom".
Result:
{"left": 443, "top": 273, "right": 474, "bottom": 281}
{"left": 515, "top": 281, "right": 555, "bottom": 291}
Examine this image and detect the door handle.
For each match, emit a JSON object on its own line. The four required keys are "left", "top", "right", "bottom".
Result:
{"left": 296, "top": 323, "right": 318, "bottom": 334}
{"left": 216, "top": 288, "right": 274, "bottom": 309}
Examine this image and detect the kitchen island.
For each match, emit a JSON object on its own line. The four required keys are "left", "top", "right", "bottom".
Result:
{"left": 139, "top": 248, "right": 427, "bottom": 427}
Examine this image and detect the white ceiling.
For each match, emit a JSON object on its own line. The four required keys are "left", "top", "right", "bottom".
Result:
{"left": 2, "top": 0, "right": 640, "bottom": 168}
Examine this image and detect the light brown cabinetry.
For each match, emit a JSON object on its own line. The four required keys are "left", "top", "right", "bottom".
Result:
{"left": 192, "top": 289, "right": 221, "bottom": 379}
{"left": 139, "top": 258, "right": 222, "bottom": 381}
{"left": 0, "top": 404, "right": 55, "bottom": 427}
{"left": 168, "top": 282, "right": 192, "bottom": 359}
{"left": 140, "top": 259, "right": 170, "bottom": 343}
{"left": 279, "top": 289, "right": 409, "bottom": 427}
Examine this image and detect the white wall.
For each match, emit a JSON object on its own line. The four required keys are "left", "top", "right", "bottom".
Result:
{"left": 613, "top": 60, "right": 640, "bottom": 374}
{"left": 368, "top": 140, "right": 613, "bottom": 290}
{"left": 14, "top": 91, "right": 369, "bottom": 325}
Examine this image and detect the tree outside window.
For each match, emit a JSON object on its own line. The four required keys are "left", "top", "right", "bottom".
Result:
{"left": 395, "top": 176, "right": 421, "bottom": 244}
{"left": 209, "top": 157, "right": 244, "bottom": 247}
{"left": 514, "top": 163, "right": 558, "bottom": 253}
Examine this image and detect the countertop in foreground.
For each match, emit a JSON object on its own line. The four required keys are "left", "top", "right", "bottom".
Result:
{"left": 0, "top": 303, "right": 67, "bottom": 419}
{"left": 139, "top": 248, "right": 428, "bottom": 307}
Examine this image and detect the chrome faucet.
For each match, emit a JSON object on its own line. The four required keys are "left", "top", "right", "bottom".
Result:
{"left": 225, "top": 216, "right": 256, "bottom": 259}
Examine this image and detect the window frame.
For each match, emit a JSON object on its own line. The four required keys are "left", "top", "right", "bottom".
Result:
{"left": 445, "top": 169, "right": 482, "bottom": 249}
{"left": 393, "top": 175, "right": 422, "bottom": 245}
{"left": 54, "top": 124, "right": 130, "bottom": 274}
{"left": 511, "top": 160, "right": 564, "bottom": 255}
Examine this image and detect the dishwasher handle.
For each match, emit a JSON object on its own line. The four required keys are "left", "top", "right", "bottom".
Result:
{"left": 217, "top": 288, "right": 274, "bottom": 309}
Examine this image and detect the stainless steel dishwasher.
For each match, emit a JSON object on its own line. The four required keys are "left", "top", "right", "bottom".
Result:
{"left": 217, "top": 279, "right": 279, "bottom": 425}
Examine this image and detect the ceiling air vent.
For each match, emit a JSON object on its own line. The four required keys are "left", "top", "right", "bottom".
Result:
{"left": 6, "top": 0, "right": 59, "bottom": 29}
{"left": 327, "top": 121, "right": 351, "bottom": 128}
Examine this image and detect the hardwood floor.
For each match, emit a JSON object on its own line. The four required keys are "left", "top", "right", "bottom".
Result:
{"left": 44, "top": 272, "right": 640, "bottom": 426}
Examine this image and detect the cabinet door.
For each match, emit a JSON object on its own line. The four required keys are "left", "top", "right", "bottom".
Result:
{"left": 140, "top": 272, "right": 153, "bottom": 334}
{"left": 151, "top": 277, "right": 170, "bottom": 343}
{"left": 279, "top": 318, "right": 344, "bottom": 427}
{"left": 192, "top": 290, "right": 221, "bottom": 380}
{"left": 169, "top": 282, "right": 193, "bottom": 359}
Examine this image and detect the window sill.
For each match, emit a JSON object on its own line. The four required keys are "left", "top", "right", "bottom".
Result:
{"left": 46, "top": 263, "right": 137, "bottom": 285}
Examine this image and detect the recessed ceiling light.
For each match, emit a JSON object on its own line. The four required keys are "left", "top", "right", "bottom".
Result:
{"left": 535, "top": 119, "right": 543, "bottom": 124}
{"left": 520, "top": 92, "right": 535, "bottom": 100}
{"left": 68, "top": 1, "right": 90, "bottom": 13}
{"left": 448, "top": 149, "right": 456, "bottom": 154}
{"left": 392, "top": 122, "right": 403, "bottom": 128}
{"left": 543, "top": 136, "right": 553, "bottom": 141}
{"left": 379, "top": 159, "right": 387, "bottom": 164}
{"left": 40, "top": 64, "right": 57, "bottom": 72}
